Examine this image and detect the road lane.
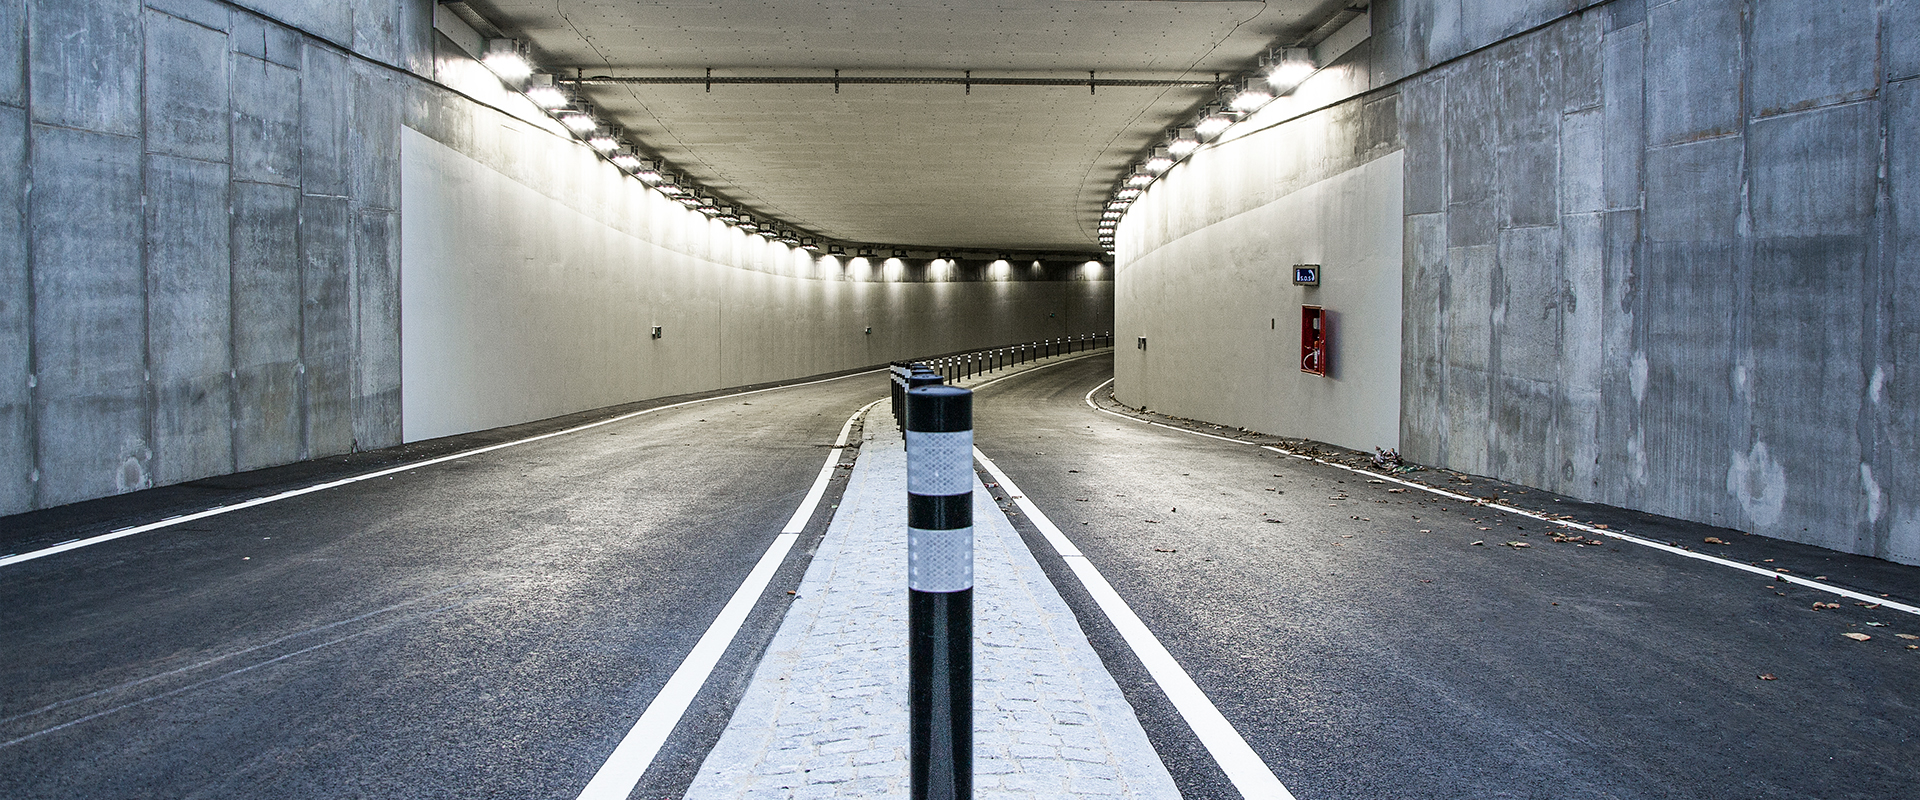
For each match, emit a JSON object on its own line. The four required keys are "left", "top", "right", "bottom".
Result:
{"left": 0, "top": 372, "right": 890, "bottom": 799}
{"left": 972, "top": 354, "right": 1920, "bottom": 800}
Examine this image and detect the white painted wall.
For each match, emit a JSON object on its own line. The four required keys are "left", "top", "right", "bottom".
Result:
{"left": 400, "top": 127, "right": 1111, "bottom": 442}
{"left": 1113, "top": 140, "right": 1403, "bottom": 454}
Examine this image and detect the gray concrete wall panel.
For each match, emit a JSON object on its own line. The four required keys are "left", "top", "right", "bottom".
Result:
{"left": 144, "top": 11, "right": 232, "bottom": 159}
{"left": 0, "top": 0, "right": 23, "bottom": 108}
{"left": 29, "top": 0, "right": 142, "bottom": 135}
{"left": 1643, "top": 136, "right": 1742, "bottom": 243}
{"left": 1886, "top": 82, "right": 1920, "bottom": 561}
{"left": 299, "top": 44, "right": 349, "bottom": 196}
{"left": 144, "top": 0, "right": 225, "bottom": 32}
{"left": 1750, "top": 0, "right": 1878, "bottom": 117}
{"left": 299, "top": 194, "right": 354, "bottom": 457}
{"left": 1601, "top": 19, "right": 1645, "bottom": 211}
{"left": 1893, "top": 0, "right": 1920, "bottom": 82}
{"left": 230, "top": 181, "right": 302, "bottom": 471}
{"left": 145, "top": 155, "right": 232, "bottom": 483}
{"left": 231, "top": 54, "right": 300, "bottom": 186}
{"left": 352, "top": 209, "right": 400, "bottom": 449}
{"left": 29, "top": 126, "right": 148, "bottom": 506}
{"left": 0, "top": 106, "right": 25, "bottom": 513}
{"left": 1748, "top": 102, "right": 1880, "bottom": 239}
{"left": 1645, "top": 0, "right": 1741, "bottom": 145}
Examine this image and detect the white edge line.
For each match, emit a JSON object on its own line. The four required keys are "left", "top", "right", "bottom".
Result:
{"left": 1080, "top": 379, "right": 1920, "bottom": 618}
{"left": 973, "top": 446, "right": 1296, "bottom": 800}
{"left": 781, "top": 398, "right": 884, "bottom": 533}
{"left": 577, "top": 399, "right": 876, "bottom": 800}
{"left": 0, "top": 368, "right": 886, "bottom": 571}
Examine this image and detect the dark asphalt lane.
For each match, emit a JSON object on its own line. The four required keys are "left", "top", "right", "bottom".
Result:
{"left": 971, "top": 354, "right": 1920, "bottom": 800}
{"left": 0, "top": 372, "right": 890, "bottom": 799}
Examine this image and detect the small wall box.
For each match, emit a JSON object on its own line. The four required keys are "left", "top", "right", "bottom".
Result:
{"left": 1300, "top": 305, "right": 1328, "bottom": 376}
{"left": 1293, "top": 265, "right": 1320, "bottom": 286}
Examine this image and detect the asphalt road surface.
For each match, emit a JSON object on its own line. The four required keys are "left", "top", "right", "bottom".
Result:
{"left": 971, "top": 353, "right": 1920, "bottom": 800}
{"left": 0, "top": 370, "right": 891, "bottom": 800}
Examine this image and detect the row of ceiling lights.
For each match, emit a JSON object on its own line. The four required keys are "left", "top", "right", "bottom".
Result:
{"left": 1097, "top": 47, "right": 1320, "bottom": 252}
{"left": 480, "top": 38, "right": 1069, "bottom": 263}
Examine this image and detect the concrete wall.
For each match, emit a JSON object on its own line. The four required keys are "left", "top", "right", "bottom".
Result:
{"left": 0, "top": 0, "right": 1112, "bottom": 512}
{"left": 1114, "top": 0, "right": 1920, "bottom": 564}
{"left": 400, "top": 127, "right": 1111, "bottom": 441}
{"left": 1, "top": 0, "right": 425, "bottom": 514}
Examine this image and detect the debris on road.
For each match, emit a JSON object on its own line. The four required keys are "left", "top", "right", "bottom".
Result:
{"left": 1813, "top": 602, "right": 1841, "bottom": 610}
{"left": 1704, "top": 537, "right": 1728, "bottom": 545}
{"left": 1758, "top": 673, "right": 1777, "bottom": 680}
{"left": 1842, "top": 633, "right": 1872, "bottom": 642}
{"left": 1503, "top": 541, "right": 1530, "bottom": 548}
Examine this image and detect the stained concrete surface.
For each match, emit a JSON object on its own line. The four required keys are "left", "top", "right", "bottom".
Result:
{"left": 978, "top": 354, "right": 1920, "bottom": 800}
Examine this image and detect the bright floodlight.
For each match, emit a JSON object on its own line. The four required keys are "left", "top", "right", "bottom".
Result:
{"left": 558, "top": 110, "right": 597, "bottom": 134}
{"left": 483, "top": 40, "right": 532, "bottom": 83}
{"left": 1145, "top": 146, "right": 1173, "bottom": 173}
{"left": 525, "top": 74, "right": 568, "bottom": 109}
{"left": 1196, "top": 105, "right": 1234, "bottom": 138}
{"left": 611, "top": 152, "right": 642, "bottom": 170}
{"left": 1230, "top": 83, "right": 1273, "bottom": 112}
{"left": 1127, "top": 170, "right": 1152, "bottom": 187}
{"left": 588, "top": 132, "right": 619, "bottom": 151}
{"left": 1116, "top": 187, "right": 1142, "bottom": 200}
{"left": 1265, "top": 48, "right": 1317, "bottom": 94}
{"left": 1168, "top": 128, "right": 1200, "bottom": 156}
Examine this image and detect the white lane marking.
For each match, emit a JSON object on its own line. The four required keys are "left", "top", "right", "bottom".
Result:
{"left": 577, "top": 400, "right": 877, "bottom": 800}
{"left": 0, "top": 369, "right": 885, "bottom": 570}
{"left": 973, "top": 447, "right": 1296, "bottom": 800}
{"left": 1080, "top": 378, "right": 1920, "bottom": 618}
{"left": 782, "top": 399, "right": 883, "bottom": 534}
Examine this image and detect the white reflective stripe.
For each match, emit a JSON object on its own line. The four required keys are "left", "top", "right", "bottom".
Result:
{"left": 905, "top": 430, "right": 974, "bottom": 496}
{"left": 908, "top": 526, "right": 974, "bottom": 592}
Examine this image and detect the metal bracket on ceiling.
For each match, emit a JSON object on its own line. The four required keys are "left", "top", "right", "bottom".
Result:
{"left": 1089, "top": 71, "right": 1096, "bottom": 95}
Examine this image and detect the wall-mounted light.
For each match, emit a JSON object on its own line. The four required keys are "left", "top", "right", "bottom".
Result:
{"left": 1145, "top": 146, "right": 1174, "bottom": 174}
{"left": 1102, "top": 210, "right": 1122, "bottom": 220}
{"left": 828, "top": 243, "right": 846, "bottom": 256}
{"left": 634, "top": 160, "right": 661, "bottom": 183}
{"left": 938, "top": 251, "right": 953, "bottom": 260}
{"left": 856, "top": 246, "right": 876, "bottom": 258}
{"left": 1229, "top": 77, "right": 1273, "bottom": 113}
{"left": 891, "top": 249, "right": 908, "bottom": 258}
{"left": 610, "top": 148, "right": 642, "bottom": 171}
{"left": 695, "top": 195, "right": 719, "bottom": 214}
{"left": 655, "top": 172, "right": 684, "bottom": 196}
{"left": 717, "top": 205, "right": 740, "bottom": 222}
{"left": 587, "top": 129, "right": 620, "bottom": 152}
{"left": 1196, "top": 103, "right": 1234, "bottom": 138}
{"left": 1116, "top": 186, "right": 1142, "bottom": 200}
{"left": 1126, "top": 165, "right": 1153, "bottom": 187}
{"left": 525, "top": 74, "right": 568, "bottom": 108}
{"left": 1263, "top": 47, "right": 1317, "bottom": 95}
{"left": 738, "top": 215, "right": 759, "bottom": 232}
{"left": 1106, "top": 199, "right": 1131, "bottom": 211}
{"left": 558, "top": 104, "right": 598, "bottom": 134}
{"left": 1168, "top": 127, "right": 1200, "bottom": 157}
{"left": 801, "top": 237, "right": 821, "bottom": 252}
{"left": 483, "top": 39, "right": 533, "bottom": 83}
{"left": 778, "top": 231, "right": 801, "bottom": 245}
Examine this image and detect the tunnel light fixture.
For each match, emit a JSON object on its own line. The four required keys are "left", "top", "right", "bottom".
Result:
{"left": 695, "top": 195, "right": 719, "bottom": 214}
{"left": 1263, "top": 47, "right": 1317, "bottom": 95}
{"left": 483, "top": 39, "right": 533, "bottom": 83}
{"left": 1229, "top": 77, "right": 1274, "bottom": 113}
{"left": 1102, "top": 210, "right": 1122, "bottom": 219}
{"left": 828, "top": 243, "right": 847, "bottom": 256}
{"left": 1168, "top": 127, "right": 1200, "bottom": 157}
{"left": 938, "top": 251, "right": 953, "bottom": 260}
{"left": 779, "top": 231, "right": 802, "bottom": 246}
{"left": 801, "top": 237, "right": 821, "bottom": 252}
{"left": 1106, "top": 199, "right": 1131, "bottom": 211}
{"left": 1196, "top": 103, "right": 1235, "bottom": 139}
{"left": 737, "top": 215, "right": 759, "bottom": 232}
{"left": 891, "top": 249, "right": 909, "bottom": 258}
{"left": 757, "top": 226, "right": 778, "bottom": 240}
{"left": 718, "top": 205, "right": 740, "bottom": 222}
{"left": 588, "top": 129, "right": 620, "bottom": 152}
{"left": 677, "top": 194, "right": 702, "bottom": 207}
{"left": 525, "top": 74, "right": 569, "bottom": 109}
{"left": 634, "top": 160, "right": 661, "bottom": 183}
{"left": 610, "top": 149, "right": 642, "bottom": 171}
{"left": 558, "top": 106, "right": 598, "bottom": 135}
{"left": 1145, "top": 146, "right": 1174, "bottom": 173}
{"left": 857, "top": 246, "right": 876, "bottom": 258}
{"left": 1115, "top": 186, "right": 1142, "bottom": 200}
{"left": 655, "top": 172, "right": 684, "bottom": 195}
{"left": 1126, "top": 167, "right": 1153, "bottom": 187}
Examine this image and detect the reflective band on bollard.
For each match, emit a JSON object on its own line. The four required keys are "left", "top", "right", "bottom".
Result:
{"left": 905, "top": 383, "right": 972, "bottom": 800}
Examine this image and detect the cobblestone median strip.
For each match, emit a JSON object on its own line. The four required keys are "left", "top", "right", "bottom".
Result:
{"left": 685, "top": 419, "right": 1178, "bottom": 799}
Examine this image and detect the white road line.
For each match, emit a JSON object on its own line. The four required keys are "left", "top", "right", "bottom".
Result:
{"left": 578, "top": 399, "right": 879, "bottom": 800}
{"left": 0, "top": 369, "right": 884, "bottom": 571}
{"left": 973, "top": 447, "right": 1297, "bottom": 800}
{"left": 1080, "top": 378, "right": 1920, "bottom": 618}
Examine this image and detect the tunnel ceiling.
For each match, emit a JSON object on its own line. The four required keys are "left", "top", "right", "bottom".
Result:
{"left": 452, "top": 0, "right": 1352, "bottom": 253}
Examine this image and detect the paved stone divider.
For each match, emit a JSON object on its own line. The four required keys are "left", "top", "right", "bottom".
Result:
{"left": 683, "top": 407, "right": 1176, "bottom": 799}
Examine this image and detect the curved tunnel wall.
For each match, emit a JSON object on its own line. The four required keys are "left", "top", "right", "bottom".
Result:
{"left": 0, "top": 0, "right": 1111, "bottom": 514}
{"left": 1113, "top": 0, "right": 1920, "bottom": 564}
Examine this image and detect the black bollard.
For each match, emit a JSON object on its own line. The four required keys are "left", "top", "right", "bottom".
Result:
{"left": 905, "top": 383, "right": 973, "bottom": 800}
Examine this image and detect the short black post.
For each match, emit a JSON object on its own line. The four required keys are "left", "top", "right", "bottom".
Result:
{"left": 906, "top": 384, "right": 972, "bottom": 800}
